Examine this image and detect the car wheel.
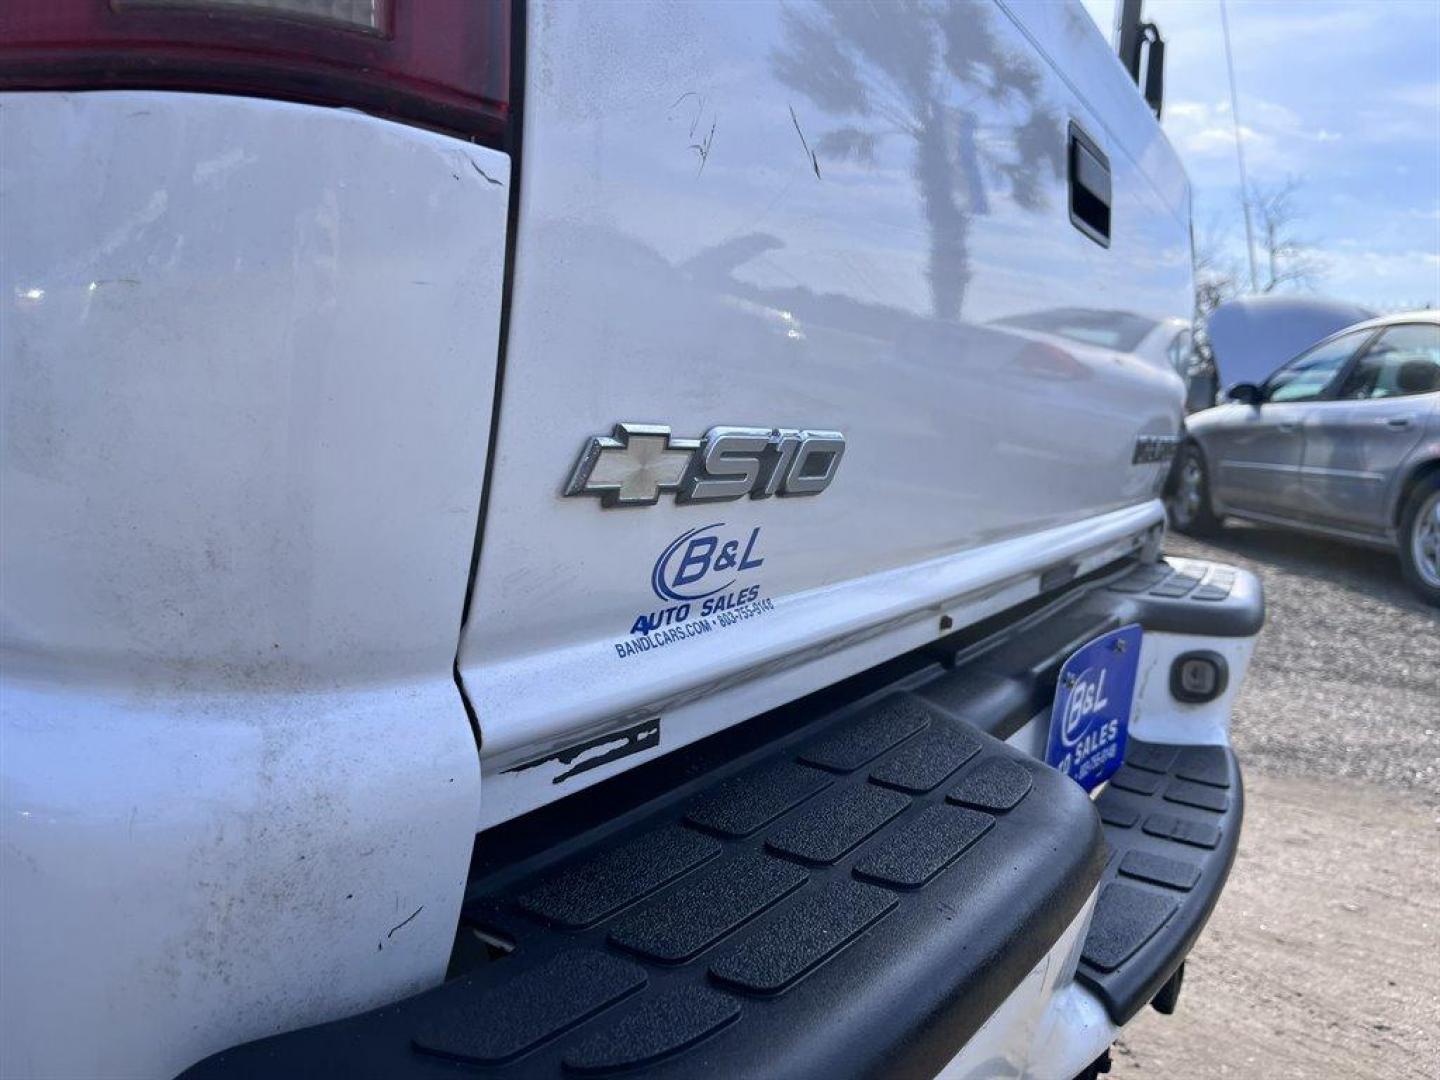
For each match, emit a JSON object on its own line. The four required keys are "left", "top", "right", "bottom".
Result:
{"left": 1167, "top": 443, "right": 1222, "bottom": 536}
{"left": 1398, "top": 475, "right": 1440, "bottom": 607}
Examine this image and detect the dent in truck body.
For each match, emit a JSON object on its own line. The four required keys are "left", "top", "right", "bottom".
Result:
{"left": 458, "top": 0, "right": 1192, "bottom": 825}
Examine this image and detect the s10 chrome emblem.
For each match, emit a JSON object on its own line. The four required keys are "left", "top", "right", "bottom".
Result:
{"left": 1132, "top": 434, "right": 1180, "bottom": 465}
{"left": 565, "top": 423, "right": 846, "bottom": 507}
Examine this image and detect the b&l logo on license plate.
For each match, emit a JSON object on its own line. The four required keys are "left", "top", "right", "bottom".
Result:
{"left": 1046, "top": 624, "right": 1143, "bottom": 791}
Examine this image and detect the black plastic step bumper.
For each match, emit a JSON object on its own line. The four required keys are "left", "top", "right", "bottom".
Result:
{"left": 1082, "top": 739, "right": 1243, "bottom": 1024}
{"left": 182, "top": 694, "right": 1105, "bottom": 1079}
{"left": 917, "top": 556, "right": 1262, "bottom": 744}
{"left": 180, "top": 555, "right": 1258, "bottom": 1079}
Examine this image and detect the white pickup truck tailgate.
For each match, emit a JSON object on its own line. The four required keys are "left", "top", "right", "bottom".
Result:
{"left": 458, "top": 0, "right": 1190, "bottom": 825}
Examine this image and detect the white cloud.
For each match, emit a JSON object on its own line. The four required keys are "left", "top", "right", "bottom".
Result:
{"left": 1147, "top": 0, "right": 1392, "bottom": 58}
{"left": 1163, "top": 97, "right": 1316, "bottom": 181}
{"left": 1079, "top": 0, "right": 1438, "bottom": 311}
{"left": 1361, "top": 250, "right": 1440, "bottom": 276}
{"left": 1324, "top": 248, "right": 1440, "bottom": 308}
{"left": 1389, "top": 82, "right": 1440, "bottom": 110}
{"left": 1164, "top": 96, "right": 1345, "bottom": 168}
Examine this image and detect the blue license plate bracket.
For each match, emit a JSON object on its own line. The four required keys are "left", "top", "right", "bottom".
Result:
{"left": 1046, "top": 624, "right": 1143, "bottom": 791}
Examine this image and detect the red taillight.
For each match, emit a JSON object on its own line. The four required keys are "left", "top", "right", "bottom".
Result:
{"left": 0, "top": 0, "right": 510, "bottom": 147}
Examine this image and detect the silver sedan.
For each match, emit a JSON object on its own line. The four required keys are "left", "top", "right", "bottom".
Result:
{"left": 1169, "top": 311, "right": 1440, "bottom": 604}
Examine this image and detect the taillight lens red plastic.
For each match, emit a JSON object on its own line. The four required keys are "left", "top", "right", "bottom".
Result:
{"left": 0, "top": 0, "right": 510, "bottom": 146}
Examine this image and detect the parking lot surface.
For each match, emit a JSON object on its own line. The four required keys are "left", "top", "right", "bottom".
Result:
{"left": 1112, "top": 525, "right": 1440, "bottom": 1079}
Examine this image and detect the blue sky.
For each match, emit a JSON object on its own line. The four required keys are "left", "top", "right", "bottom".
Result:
{"left": 1082, "top": 0, "right": 1440, "bottom": 311}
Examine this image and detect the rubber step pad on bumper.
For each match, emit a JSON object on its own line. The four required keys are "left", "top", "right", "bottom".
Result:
{"left": 181, "top": 694, "right": 1106, "bottom": 1079}
{"left": 1082, "top": 739, "right": 1244, "bottom": 1024}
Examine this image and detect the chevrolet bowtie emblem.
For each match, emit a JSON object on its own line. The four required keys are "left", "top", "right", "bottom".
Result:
{"left": 565, "top": 423, "right": 846, "bottom": 507}
{"left": 565, "top": 424, "right": 698, "bottom": 507}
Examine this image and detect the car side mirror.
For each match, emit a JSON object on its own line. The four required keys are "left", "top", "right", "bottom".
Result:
{"left": 1396, "top": 358, "right": 1440, "bottom": 395}
{"left": 1226, "top": 382, "right": 1262, "bottom": 406}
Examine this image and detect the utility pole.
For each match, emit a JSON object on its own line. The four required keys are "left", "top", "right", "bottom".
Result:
{"left": 1220, "top": 0, "right": 1260, "bottom": 292}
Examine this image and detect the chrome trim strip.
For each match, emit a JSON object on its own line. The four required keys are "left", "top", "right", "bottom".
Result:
{"left": 1219, "top": 459, "right": 1294, "bottom": 474}
{"left": 1297, "top": 465, "right": 1386, "bottom": 481}
{"left": 1221, "top": 461, "right": 1384, "bottom": 481}
{"left": 1224, "top": 508, "right": 1396, "bottom": 551}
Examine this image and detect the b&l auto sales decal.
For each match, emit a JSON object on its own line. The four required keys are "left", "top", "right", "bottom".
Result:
{"left": 612, "top": 522, "right": 775, "bottom": 659}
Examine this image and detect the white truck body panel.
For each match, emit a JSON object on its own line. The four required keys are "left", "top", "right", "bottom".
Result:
{"left": 0, "top": 91, "right": 508, "bottom": 1079}
{"left": 459, "top": 0, "right": 1190, "bottom": 824}
{"left": 936, "top": 894, "right": 1115, "bottom": 1079}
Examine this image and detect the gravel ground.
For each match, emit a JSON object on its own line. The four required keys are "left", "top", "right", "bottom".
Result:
{"left": 1109, "top": 523, "right": 1440, "bottom": 1079}
{"left": 1167, "top": 525, "right": 1439, "bottom": 801}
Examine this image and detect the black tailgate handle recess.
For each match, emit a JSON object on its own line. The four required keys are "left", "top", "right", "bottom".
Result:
{"left": 1069, "top": 123, "right": 1112, "bottom": 247}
